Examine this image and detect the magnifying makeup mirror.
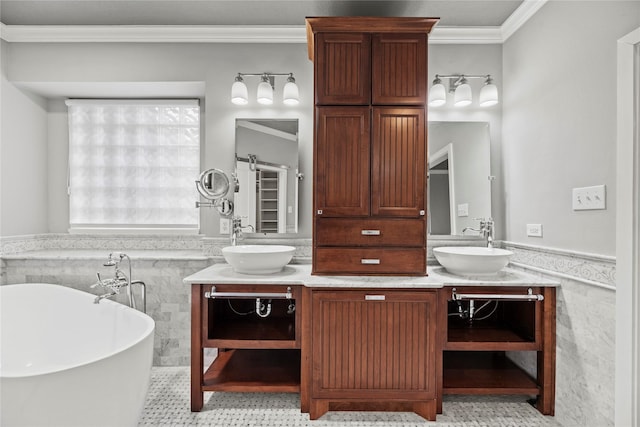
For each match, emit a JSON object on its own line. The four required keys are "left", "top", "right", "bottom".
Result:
{"left": 196, "top": 168, "right": 230, "bottom": 200}
{"left": 195, "top": 168, "right": 235, "bottom": 217}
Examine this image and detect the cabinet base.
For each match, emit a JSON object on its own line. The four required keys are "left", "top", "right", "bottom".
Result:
{"left": 202, "top": 349, "right": 300, "bottom": 393}
{"left": 309, "top": 399, "right": 437, "bottom": 421}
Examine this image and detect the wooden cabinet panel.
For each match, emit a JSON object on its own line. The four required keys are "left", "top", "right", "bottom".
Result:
{"left": 315, "top": 33, "right": 371, "bottom": 105}
{"left": 371, "top": 107, "right": 426, "bottom": 217}
{"left": 311, "top": 290, "right": 436, "bottom": 398}
{"left": 372, "top": 33, "right": 427, "bottom": 105}
{"left": 315, "top": 218, "right": 425, "bottom": 247}
{"left": 315, "top": 107, "right": 370, "bottom": 217}
{"left": 314, "top": 247, "right": 426, "bottom": 275}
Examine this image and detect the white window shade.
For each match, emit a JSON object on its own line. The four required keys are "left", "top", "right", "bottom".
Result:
{"left": 66, "top": 99, "right": 200, "bottom": 231}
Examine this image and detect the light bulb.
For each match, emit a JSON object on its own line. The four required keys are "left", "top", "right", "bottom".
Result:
{"left": 283, "top": 74, "right": 299, "bottom": 106}
{"left": 454, "top": 78, "right": 472, "bottom": 107}
{"left": 231, "top": 75, "right": 248, "bottom": 105}
{"left": 479, "top": 77, "right": 498, "bottom": 107}
{"left": 257, "top": 75, "right": 273, "bottom": 105}
{"left": 428, "top": 77, "right": 446, "bottom": 107}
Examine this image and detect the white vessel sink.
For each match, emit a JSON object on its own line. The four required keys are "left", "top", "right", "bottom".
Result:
{"left": 222, "top": 245, "right": 295, "bottom": 274}
{"left": 433, "top": 246, "right": 513, "bottom": 276}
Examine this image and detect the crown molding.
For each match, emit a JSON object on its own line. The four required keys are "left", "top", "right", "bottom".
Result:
{"left": 429, "top": 27, "right": 503, "bottom": 44}
{"left": 0, "top": 24, "right": 307, "bottom": 43}
{"left": 0, "top": 2, "right": 547, "bottom": 44}
{"left": 501, "top": 0, "right": 549, "bottom": 41}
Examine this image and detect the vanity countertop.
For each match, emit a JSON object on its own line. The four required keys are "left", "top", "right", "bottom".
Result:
{"left": 183, "top": 263, "right": 559, "bottom": 288}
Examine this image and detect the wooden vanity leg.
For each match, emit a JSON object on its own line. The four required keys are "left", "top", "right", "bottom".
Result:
{"left": 191, "top": 285, "right": 204, "bottom": 412}
{"left": 537, "top": 287, "right": 556, "bottom": 415}
{"left": 413, "top": 400, "right": 437, "bottom": 421}
{"left": 309, "top": 399, "right": 329, "bottom": 420}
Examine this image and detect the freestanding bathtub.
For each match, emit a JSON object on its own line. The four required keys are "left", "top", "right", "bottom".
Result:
{"left": 0, "top": 283, "right": 155, "bottom": 427}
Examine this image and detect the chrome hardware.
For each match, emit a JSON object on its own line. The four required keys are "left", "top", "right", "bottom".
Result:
{"left": 462, "top": 217, "right": 494, "bottom": 248}
{"left": 255, "top": 298, "right": 272, "bottom": 318}
{"left": 365, "top": 295, "right": 386, "bottom": 301}
{"left": 451, "top": 287, "right": 544, "bottom": 302}
{"left": 230, "top": 216, "right": 254, "bottom": 246}
{"left": 361, "top": 259, "right": 381, "bottom": 265}
{"left": 361, "top": 229, "right": 381, "bottom": 236}
{"left": 91, "top": 253, "right": 147, "bottom": 313}
{"left": 205, "top": 286, "right": 293, "bottom": 300}
{"left": 317, "top": 209, "right": 323, "bottom": 215}
{"left": 419, "top": 210, "right": 426, "bottom": 216}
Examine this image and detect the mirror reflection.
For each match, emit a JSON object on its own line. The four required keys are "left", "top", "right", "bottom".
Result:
{"left": 234, "top": 119, "right": 299, "bottom": 234}
{"left": 428, "top": 122, "right": 492, "bottom": 236}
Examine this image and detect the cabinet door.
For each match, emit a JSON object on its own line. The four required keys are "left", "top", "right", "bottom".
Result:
{"left": 371, "top": 107, "right": 426, "bottom": 217}
{"left": 315, "top": 107, "right": 370, "bottom": 217}
{"left": 372, "top": 33, "right": 427, "bottom": 105}
{"left": 314, "top": 33, "right": 371, "bottom": 105}
{"left": 311, "top": 290, "right": 436, "bottom": 399}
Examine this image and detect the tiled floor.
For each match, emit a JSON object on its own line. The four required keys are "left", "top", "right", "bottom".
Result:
{"left": 140, "top": 367, "right": 561, "bottom": 427}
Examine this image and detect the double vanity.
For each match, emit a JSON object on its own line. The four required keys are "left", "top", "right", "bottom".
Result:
{"left": 186, "top": 16, "right": 556, "bottom": 422}
{"left": 184, "top": 255, "right": 557, "bottom": 421}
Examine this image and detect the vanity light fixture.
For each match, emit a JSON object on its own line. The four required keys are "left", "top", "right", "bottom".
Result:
{"left": 428, "top": 74, "right": 498, "bottom": 107}
{"left": 231, "top": 72, "right": 299, "bottom": 106}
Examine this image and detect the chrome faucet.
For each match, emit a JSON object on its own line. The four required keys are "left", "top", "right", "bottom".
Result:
{"left": 91, "top": 253, "right": 147, "bottom": 312}
{"left": 230, "top": 217, "right": 254, "bottom": 246}
{"left": 462, "top": 218, "right": 495, "bottom": 248}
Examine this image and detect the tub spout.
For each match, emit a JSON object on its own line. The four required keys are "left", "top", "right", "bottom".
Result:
{"left": 94, "top": 290, "right": 117, "bottom": 304}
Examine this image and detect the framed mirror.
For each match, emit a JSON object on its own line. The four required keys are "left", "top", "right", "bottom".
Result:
{"left": 234, "top": 118, "right": 299, "bottom": 234}
{"left": 428, "top": 122, "right": 492, "bottom": 236}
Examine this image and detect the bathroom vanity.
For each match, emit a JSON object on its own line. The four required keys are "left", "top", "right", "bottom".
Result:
{"left": 184, "top": 264, "right": 557, "bottom": 420}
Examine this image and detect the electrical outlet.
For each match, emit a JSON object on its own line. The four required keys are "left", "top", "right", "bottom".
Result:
{"left": 220, "top": 218, "right": 230, "bottom": 234}
{"left": 572, "top": 185, "right": 606, "bottom": 210}
{"left": 526, "top": 223, "right": 543, "bottom": 237}
{"left": 457, "top": 203, "right": 469, "bottom": 217}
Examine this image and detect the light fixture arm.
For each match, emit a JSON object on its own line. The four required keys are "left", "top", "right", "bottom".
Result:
{"left": 434, "top": 74, "right": 493, "bottom": 93}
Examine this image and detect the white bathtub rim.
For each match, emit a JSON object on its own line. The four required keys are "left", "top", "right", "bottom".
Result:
{"left": 0, "top": 282, "right": 155, "bottom": 379}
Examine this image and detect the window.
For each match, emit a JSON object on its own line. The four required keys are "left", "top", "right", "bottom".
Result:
{"left": 66, "top": 99, "right": 200, "bottom": 232}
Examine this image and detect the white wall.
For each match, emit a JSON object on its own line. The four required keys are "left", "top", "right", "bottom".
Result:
{"left": 503, "top": 1, "right": 640, "bottom": 256}
{"left": 0, "top": 41, "right": 49, "bottom": 236}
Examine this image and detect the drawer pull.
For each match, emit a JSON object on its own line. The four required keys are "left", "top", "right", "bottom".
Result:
{"left": 361, "top": 229, "right": 381, "bottom": 236}
{"left": 205, "top": 286, "right": 292, "bottom": 299}
{"left": 361, "top": 258, "right": 381, "bottom": 265}
{"left": 451, "top": 287, "right": 544, "bottom": 301}
{"left": 365, "top": 295, "right": 386, "bottom": 301}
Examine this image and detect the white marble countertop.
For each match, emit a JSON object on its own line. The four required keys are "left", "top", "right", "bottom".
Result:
{"left": 183, "top": 263, "right": 559, "bottom": 288}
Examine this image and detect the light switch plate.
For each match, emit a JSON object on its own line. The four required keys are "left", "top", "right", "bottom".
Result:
{"left": 457, "top": 203, "right": 469, "bottom": 217}
{"left": 572, "top": 185, "right": 606, "bottom": 210}
{"left": 526, "top": 223, "right": 543, "bottom": 237}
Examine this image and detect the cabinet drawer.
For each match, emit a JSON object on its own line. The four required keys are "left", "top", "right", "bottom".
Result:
{"left": 314, "top": 247, "right": 426, "bottom": 275}
{"left": 316, "top": 218, "right": 425, "bottom": 247}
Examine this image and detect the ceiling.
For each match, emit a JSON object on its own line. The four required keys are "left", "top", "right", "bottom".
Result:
{"left": 0, "top": 0, "right": 524, "bottom": 27}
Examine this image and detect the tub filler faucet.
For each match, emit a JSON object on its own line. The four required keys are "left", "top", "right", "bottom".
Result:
{"left": 91, "top": 252, "right": 147, "bottom": 313}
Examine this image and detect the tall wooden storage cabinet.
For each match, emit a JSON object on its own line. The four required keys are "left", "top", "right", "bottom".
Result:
{"left": 307, "top": 17, "right": 437, "bottom": 275}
